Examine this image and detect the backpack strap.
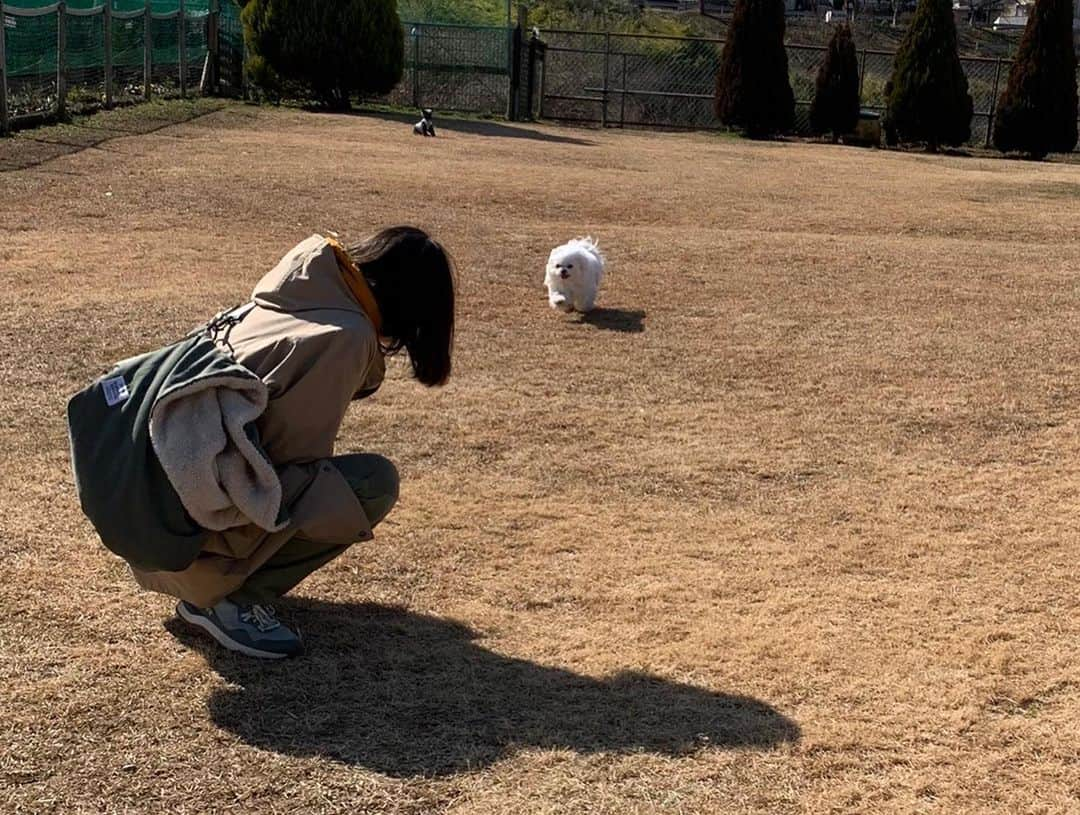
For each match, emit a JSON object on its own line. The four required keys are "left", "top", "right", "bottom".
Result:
{"left": 202, "top": 301, "right": 257, "bottom": 354}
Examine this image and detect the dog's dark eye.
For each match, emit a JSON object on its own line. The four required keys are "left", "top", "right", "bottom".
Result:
{"left": 565, "top": 264, "right": 573, "bottom": 269}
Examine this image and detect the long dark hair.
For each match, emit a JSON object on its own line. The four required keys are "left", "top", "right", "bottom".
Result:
{"left": 348, "top": 226, "right": 455, "bottom": 387}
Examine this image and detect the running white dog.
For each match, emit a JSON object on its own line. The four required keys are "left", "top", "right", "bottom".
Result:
{"left": 544, "top": 237, "right": 605, "bottom": 313}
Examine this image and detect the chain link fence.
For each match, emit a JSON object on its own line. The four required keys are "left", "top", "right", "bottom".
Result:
{"left": 538, "top": 29, "right": 1080, "bottom": 150}
{"left": 112, "top": 9, "right": 146, "bottom": 105}
{"left": 1, "top": 0, "right": 213, "bottom": 132}
{"left": 785, "top": 40, "right": 825, "bottom": 133}
{"left": 4, "top": 6, "right": 59, "bottom": 121}
{"left": 380, "top": 21, "right": 512, "bottom": 115}
{"left": 215, "top": 0, "right": 241, "bottom": 96}
{"left": 63, "top": 6, "right": 106, "bottom": 114}
{"left": 4, "top": 8, "right": 1079, "bottom": 153}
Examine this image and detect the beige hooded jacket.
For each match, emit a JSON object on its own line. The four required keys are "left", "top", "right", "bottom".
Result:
{"left": 133, "top": 235, "right": 386, "bottom": 607}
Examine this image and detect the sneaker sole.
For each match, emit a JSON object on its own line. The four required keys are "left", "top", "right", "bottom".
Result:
{"left": 176, "top": 602, "right": 293, "bottom": 660}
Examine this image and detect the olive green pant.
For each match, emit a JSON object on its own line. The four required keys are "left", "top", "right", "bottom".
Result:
{"left": 228, "top": 454, "right": 399, "bottom": 605}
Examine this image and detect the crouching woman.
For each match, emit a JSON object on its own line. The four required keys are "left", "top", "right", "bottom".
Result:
{"left": 104, "top": 229, "right": 452, "bottom": 659}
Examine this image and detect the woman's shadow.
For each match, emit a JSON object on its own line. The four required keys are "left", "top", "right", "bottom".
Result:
{"left": 166, "top": 601, "right": 799, "bottom": 777}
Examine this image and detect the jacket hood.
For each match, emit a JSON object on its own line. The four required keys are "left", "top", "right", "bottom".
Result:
{"left": 252, "top": 235, "right": 365, "bottom": 316}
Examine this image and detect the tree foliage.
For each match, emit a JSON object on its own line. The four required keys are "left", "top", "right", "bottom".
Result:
{"left": 810, "top": 24, "right": 861, "bottom": 141}
{"left": 886, "top": 0, "right": 973, "bottom": 150}
{"left": 242, "top": 0, "right": 404, "bottom": 109}
{"left": 714, "top": 0, "right": 795, "bottom": 138}
{"left": 993, "top": 0, "right": 1078, "bottom": 158}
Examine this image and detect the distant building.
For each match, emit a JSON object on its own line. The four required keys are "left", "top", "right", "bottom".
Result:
{"left": 637, "top": 0, "right": 799, "bottom": 12}
{"left": 954, "top": 0, "right": 1080, "bottom": 29}
{"left": 991, "top": 0, "right": 1032, "bottom": 29}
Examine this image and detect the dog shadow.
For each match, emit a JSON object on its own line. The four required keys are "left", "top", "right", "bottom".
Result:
{"left": 336, "top": 108, "right": 597, "bottom": 146}
{"left": 578, "top": 307, "right": 646, "bottom": 333}
{"left": 166, "top": 601, "right": 798, "bottom": 777}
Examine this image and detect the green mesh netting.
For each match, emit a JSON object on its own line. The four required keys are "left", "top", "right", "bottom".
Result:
{"left": 111, "top": 12, "right": 145, "bottom": 101}
{"left": 4, "top": 1, "right": 211, "bottom": 12}
{"left": 149, "top": 13, "right": 178, "bottom": 86}
{"left": 3, "top": 0, "right": 216, "bottom": 119}
{"left": 3, "top": 1, "right": 212, "bottom": 78}
{"left": 4, "top": 10, "right": 58, "bottom": 116}
{"left": 63, "top": 10, "right": 107, "bottom": 111}
{"left": 5, "top": 7, "right": 59, "bottom": 77}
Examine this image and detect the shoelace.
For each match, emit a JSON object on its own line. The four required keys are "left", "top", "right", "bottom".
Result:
{"left": 240, "top": 604, "right": 280, "bottom": 633}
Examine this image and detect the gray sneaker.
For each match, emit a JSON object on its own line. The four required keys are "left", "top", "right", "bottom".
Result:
{"left": 176, "top": 599, "right": 302, "bottom": 659}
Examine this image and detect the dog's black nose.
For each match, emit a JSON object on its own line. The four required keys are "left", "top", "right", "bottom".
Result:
{"left": 559, "top": 269, "right": 570, "bottom": 279}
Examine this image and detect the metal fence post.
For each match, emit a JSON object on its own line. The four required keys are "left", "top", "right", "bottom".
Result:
{"left": 207, "top": 0, "right": 219, "bottom": 94}
{"left": 240, "top": 26, "right": 248, "bottom": 99}
{"left": 508, "top": 4, "right": 528, "bottom": 120}
{"left": 985, "top": 57, "right": 1004, "bottom": 149}
{"left": 178, "top": 0, "right": 185, "bottom": 97}
{"left": 620, "top": 52, "right": 627, "bottom": 128}
{"left": 601, "top": 31, "right": 610, "bottom": 127}
{"left": 104, "top": 0, "right": 113, "bottom": 107}
{"left": 507, "top": 23, "right": 522, "bottom": 120}
{"left": 858, "top": 49, "right": 867, "bottom": 98}
{"left": 525, "top": 31, "right": 536, "bottom": 120}
{"left": 504, "top": 19, "right": 512, "bottom": 117}
{"left": 57, "top": 1, "right": 67, "bottom": 118}
{"left": 411, "top": 24, "right": 420, "bottom": 108}
{"left": 144, "top": 0, "right": 152, "bottom": 100}
{"left": 0, "top": 0, "right": 8, "bottom": 135}
{"left": 538, "top": 41, "right": 546, "bottom": 119}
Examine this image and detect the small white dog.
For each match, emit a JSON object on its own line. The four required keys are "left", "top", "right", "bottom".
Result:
{"left": 544, "top": 237, "right": 605, "bottom": 313}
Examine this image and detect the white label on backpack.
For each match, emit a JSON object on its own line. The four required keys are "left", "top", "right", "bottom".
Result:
{"left": 102, "top": 376, "right": 130, "bottom": 407}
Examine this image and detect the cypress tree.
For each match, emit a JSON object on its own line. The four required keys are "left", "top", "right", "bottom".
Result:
{"left": 886, "top": 0, "right": 974, "bottom": 151}
{"left": 715, "top": 0, "right": 796, "bottom": 138}
{"left": 810, "top": 24, "right": 861, "bottom": 142}
{"left": 243, "top": 0, "right": 404, "bottom": 110}
{"left": 993, "top": 0, "right": 1078, "bottom": 158}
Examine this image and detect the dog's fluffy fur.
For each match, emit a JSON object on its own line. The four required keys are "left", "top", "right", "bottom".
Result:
{"left": 544, "top": 237, "right": 605, "bottom": 313}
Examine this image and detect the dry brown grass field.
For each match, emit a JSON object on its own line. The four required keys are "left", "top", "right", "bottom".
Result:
{"left": 1, "top": 102, "right": 1078, "bottom": 815}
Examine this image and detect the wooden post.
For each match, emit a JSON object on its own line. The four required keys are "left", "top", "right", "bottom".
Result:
{"left": 143, "top": 0, "right": 151, "bottom": 100}
{"left": 178, "top": 0, "right": 185, "bottom": 97}
{"left": 57, "top": 1, "right": 67, "bottom": 118}
{"left": 986, "top": 57, "right": 1004, "bottom": 149}
{"left": 0, "top": 0, "right": 9, "bottom": 135}
{"left": 104, "top": 0, "right": 113, "bottom": 107}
